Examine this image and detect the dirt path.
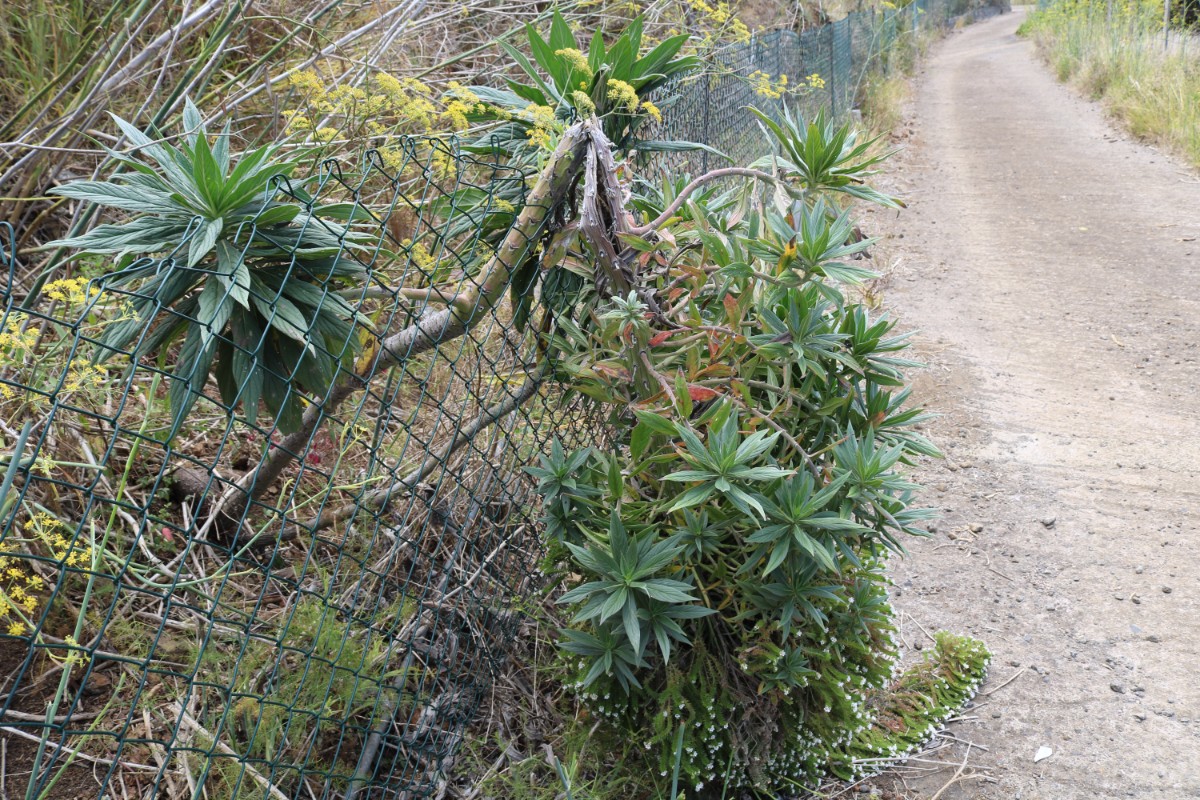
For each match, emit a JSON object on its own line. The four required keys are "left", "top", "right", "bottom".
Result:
{"left": 865, "top": 9, "right": 1200, "bottom": 799}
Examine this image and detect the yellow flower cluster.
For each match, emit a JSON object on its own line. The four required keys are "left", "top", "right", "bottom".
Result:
{"left": 287, "top": 69, "right": 325, "bottom": 97}
{"left": 492, "top": 199, "right": 516, "bottom": 214}
{"left": 25, "top": 513, "right": 90, "bottom": 569}
{"left": 555, "top": 48, "right": 593, "bottom": 80}
{"left": 749, "top": 71, "right": 789, "bottom": 99}
{"left": 0, "top": 550, "right": 43, "bottom": 636}
{"left": 522, "top": 103, "right": 559, "bottom": 149}
{"left": 49, "top": 634, "right": 89, "bottom": 666}
{"left": 402, "top": 239, "right": 438, "bottom": 273}
{"left": 282, "top": 109, "right": 311, "bottom": 132}
{"left": 686, "top": 0, "right": 752, "bottom": 44}
{"left": 43, "top": 278, "right": 99, "bottom": 305}
{"left": 284, "top": 69, "right": 442, "bottom": 145}
{"left": 806, "top": 73, "right": 826, "bottom": 90}
{"left": 0, "top": 313, "right": 36, "bottom": 403}
{"left": 606, "top": 79, "right": 640, "bottom": 113}
{"left": 571, "top": 90, "right": 596, "bottom": 116}
{"left": 443, "top": 82, "right": 486, "bottom": 132}
{"left": 372, "top": 73, "right": 438, "bottom": 131}
{"left": 0, "top": 313, "right": 37, "bottom": 353}
{"left": 430, "top": 148, "right": 457, "bottom": 181}
{"left": 1, "top": 513, "right": 92, "bottom": 638}
{"left": 63, "top": 362, "right": 107, "bottom": 395}
{"left": 640, "top": 100, "right": 663, "bottom": 123}
{"left": 379, "top": 147, "right": 407, "bottom": 175}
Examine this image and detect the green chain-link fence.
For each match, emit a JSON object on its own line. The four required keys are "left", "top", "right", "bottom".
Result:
{"left": 640, "top": 0, "right": 1009, "bottom": 176}
{"left": 0, "top": 3, "right": 1005, "bottom": 798}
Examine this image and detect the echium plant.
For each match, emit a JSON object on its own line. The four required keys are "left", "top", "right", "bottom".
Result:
{"left": 528, "top": 108, "right": 955, "bottom": 794}
{"left": 48, "top": 101, "right": 369, "bottom": 436}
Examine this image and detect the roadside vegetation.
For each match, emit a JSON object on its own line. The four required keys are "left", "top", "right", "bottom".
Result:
{"left": 1020, "top": 0, "right": 1200, "bottom": 166}
{"left": 860, "top": 24, "right": 934, "bottom": 134}
{"left": 0, "top": 1, "right": 995, "bottom": 798}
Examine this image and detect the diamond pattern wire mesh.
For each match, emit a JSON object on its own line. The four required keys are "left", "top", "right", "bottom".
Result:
{"left": 634, "top": 0, "right": 1008, "bottom": 181}
{"left": 0, "top": 2, "right": 1006, "bottom": 798}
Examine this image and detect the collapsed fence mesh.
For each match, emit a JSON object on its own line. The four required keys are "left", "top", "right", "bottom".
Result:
{"left": 0, "top": 1, "right": 1005, "bottom": 797}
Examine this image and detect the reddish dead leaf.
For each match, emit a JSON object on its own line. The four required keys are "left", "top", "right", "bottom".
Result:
{"left": 687, "top": 385, "right": 721, "bottom": 402}
{"left": 593, "top": 363, "right": 630, "bottom": 381}
{"left": 723, "top": 292, "right": 740, "bottom": 321}
{"left": 649, "top": 330, "right": 677, "bottom": 347}
{"left": 695, "top": 363, "right": 732, "bottom": 378}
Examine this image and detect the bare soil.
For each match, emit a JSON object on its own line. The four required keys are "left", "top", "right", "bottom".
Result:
{"left": 0, "top": 645, "right": 103, "bottom": 800}
{"left": 862, "top": 9, "right": 1200, "bottom": 799}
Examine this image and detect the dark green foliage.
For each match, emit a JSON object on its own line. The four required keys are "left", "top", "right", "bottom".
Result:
{"left": 748, "top": 106, "right": 903, "bottom": 208}
{"left": 48, "top": 101, "right": 368, "bottom": 436}
{"left": 527, "top": 108, "right": 963, "bottom": 794}
{"left": 468, "top": 10, "right": 700, "bottom": 153}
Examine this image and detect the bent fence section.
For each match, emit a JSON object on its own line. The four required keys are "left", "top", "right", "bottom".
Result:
{"left": 0, "top": 2, "right": 1004, "bottom": 798}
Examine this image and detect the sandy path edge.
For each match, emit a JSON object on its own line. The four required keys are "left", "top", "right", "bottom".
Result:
{"left": 863, "top": 9, "right": 1200, "bottom": 799}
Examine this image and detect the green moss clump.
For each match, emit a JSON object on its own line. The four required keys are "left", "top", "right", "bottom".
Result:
{"left": 836, "top": 631, "right": 991, "bottom": 779}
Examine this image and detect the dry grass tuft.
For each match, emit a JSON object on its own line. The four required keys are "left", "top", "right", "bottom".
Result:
{"left": 1022, "top": 5, "right": 1200, "bottom": 167}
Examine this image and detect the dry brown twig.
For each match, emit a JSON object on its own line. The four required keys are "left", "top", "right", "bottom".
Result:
{"left": 982, "top": 665, "right": 1026, "bottom": 696}
{"left": 927, "top": 743, "right": 975, "bottom": 800}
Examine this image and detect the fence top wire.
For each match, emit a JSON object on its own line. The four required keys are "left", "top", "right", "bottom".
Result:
{"left": 0, "top": 2, "right": 1006, "bottom": 798}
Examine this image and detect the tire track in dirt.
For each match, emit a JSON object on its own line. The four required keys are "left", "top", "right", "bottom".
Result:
{"left": 867, "top": 9, "right": 1200, "bottom": 799}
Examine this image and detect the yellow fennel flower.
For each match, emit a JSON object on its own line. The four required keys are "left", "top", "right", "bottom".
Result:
{"left": 606, "top": 79, "right": 639, "bottom": 113}
{"left": 555, "top": 48, "right": 593, "bottom": 80}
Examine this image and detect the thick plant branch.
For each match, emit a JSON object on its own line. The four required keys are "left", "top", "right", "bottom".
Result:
{"left": 207, "top": 123, "right": 590, "bottom": 531}
{"left": 629, "top": 167, "right": 779, "bottom": 235}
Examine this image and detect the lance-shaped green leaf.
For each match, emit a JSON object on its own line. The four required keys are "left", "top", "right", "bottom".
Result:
{"left": 46, "top": 99, "right": 366, "bottom": 438}
{"left": 559, "top": 509, "right": 697, "bottom": 657}
{"left": 663, "top": 408, "right": 792, "bottom": 517}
